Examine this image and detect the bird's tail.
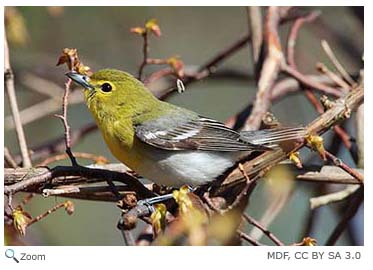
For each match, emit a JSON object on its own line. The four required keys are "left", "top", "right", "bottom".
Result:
{"left": 240, "top": 127, "right": 307, "bottom": 147}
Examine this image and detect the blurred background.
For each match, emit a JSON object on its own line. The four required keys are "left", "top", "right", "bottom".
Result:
{"left": 4, "top": 6, "right": 363, "bottom": 245}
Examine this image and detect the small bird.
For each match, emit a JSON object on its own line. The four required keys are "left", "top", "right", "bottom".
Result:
{"left": 67, "top": 69, "right": 305, "bottom": 188}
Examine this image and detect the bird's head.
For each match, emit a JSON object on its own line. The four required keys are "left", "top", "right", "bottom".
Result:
{"left": 66, "top": 69, "right": 158, "bottom": 122}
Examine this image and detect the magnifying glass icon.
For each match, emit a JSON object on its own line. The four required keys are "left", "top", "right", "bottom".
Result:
{"left": 5, "top": 249, "right": 19, "bottom": 263}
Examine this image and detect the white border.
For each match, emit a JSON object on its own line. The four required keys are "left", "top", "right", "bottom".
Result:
{"left": 1, "top": 0, "right": 367, "bottom": 6}
{"left": 1, "top": 2, "right": 369, "bottom": 270}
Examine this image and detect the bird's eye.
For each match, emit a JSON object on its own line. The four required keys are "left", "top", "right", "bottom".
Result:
{"left": 100, "top": 83, "right": 112, "bottom": 92}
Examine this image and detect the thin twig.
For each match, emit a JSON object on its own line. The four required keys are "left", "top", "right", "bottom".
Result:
{"left": 286, "top": 10, "right": 321, "bottom": 68}
{"left": 283, "top": 16, "right": 343, "bottom": 99}
{"left": 42, "top": 186, "right": 81, "bottom": 197}
{"left": 243, "top": 7, "right": 285, "bottom": 131}
{"left": 271, "top": 74, "right": 341, "bottom": 100}
{"left": 316, "top": 62, "right": 351, "bottom": 91}
{"left": 310, "top": 185, "right": 359, "bottom": 209}
{"left": 247, "top": 6, "right": 263, "bottom": 80}
{"left": 144, "top": 68, "right": 174, "bottom": 85}
{"left": 286, "top": 10, "right": 352, "bottom": 150}
{"left": 4, "top": 36, "right": 32, "bottom": 168}
{"left": 55, "top": 79, "right": 78, "bottom": 166}
{"left": 242, "top": 213, "right": 284, "bottom": 246}
{"left": 5, "top": 147, "right": 18, "bottom": 168}
{"left": 321, "top": 40, "right": 356, "bottom": 86}
{"left": 325, "top": 187, "right": 363, "bottom": 245}
{"left": 138, "top": 32, "right": 149, "bottom": 81}
{"left": 324, "top": 150, "right": 364, "bottom": 184}
{"left": 149, "top": 35, "right": 252, "bottom": 100}
{"left": 237, "top": 230, "right": 263, "bottom": 246}
{"left": 27, "top": 201, "right": 74, "bottom": 227}
{"left": 282, "top": 64, "right": 342, "bottom": 97}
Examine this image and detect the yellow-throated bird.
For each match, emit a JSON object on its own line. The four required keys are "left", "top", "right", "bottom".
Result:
{"left": 67, "top": 69, "right": 305, "bottom": 187}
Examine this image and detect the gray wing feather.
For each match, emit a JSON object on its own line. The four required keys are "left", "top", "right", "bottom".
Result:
{"left": 135, "top": 112, "right": 306, "bottom": 152}
{"left": 240, "top": 127, "right": 307, "bottom": 146}
{"left": 135, "top": 115, "right": 263, "bottom": 151}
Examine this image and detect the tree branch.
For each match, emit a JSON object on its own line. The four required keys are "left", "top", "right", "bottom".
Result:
{"left": 243, "top": 7, "right": 285, "bottom": 131}
{"left": 310, "top": 185, "right": 359, "bottom": 210}
{"left": 324, "top": 150, "right": 363, "bottom": 183}
{"left": 5, "top": 35, "right": 32, "bottom": 168}
{"left": 54, "top": 78, "right": 78, "bottom": 166}
{"left": 216, "top": 84, "right": 363, "bottom": 194}
{"left": 4, "top": 164, "right": 363, "bottom": 201}
{"left": 247, "top": 6, "right": 263, "bottom": 80}
{"left": 325, "top": 187, "right": 363, "bottom": 245}
{"left": 242, "top": 213, "right": 284, "bottom": 246}
{"left": 4, "top": 164, "right": 154, "bottom": 199}
{"left": 285, "top": 10, "right": 352, "bottom": 152}
{"left": 4, "top": 147, "right": 18, "bottom": 168}
{"left": 281, "top": 64, "right": 343, "bottom": 97}
{"left": 138, "top": 32, "right": 149, "bottom": 81}
{"left": 321, "top": 40, "right": 356, "bottom": 86}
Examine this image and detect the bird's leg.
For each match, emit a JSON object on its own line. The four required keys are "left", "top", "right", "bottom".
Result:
{"left": 137, "top": 186, "right": 195, "bottom": 210}
{"left": 137, "top": 193, "right": 175, "bottom": 206}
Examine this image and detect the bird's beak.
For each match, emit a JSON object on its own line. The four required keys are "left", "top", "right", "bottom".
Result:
{"left": 65, "top": 72, "right": 94, "bottom": 90}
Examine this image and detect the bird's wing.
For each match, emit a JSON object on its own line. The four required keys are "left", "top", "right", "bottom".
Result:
{"left": 239, "top": 127, "right": 307, "bottom": 146}
{"left": 135, "top": 114, "right": 299, "bottom": 152}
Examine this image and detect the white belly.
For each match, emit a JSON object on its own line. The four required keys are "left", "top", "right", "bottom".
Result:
{"left": 134, "top": 147, "right": 243, "bottom": 187}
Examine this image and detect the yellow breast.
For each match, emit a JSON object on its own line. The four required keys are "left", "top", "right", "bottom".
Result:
{"left": 99, "top": 119, "right": 144, "bottom": 170}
